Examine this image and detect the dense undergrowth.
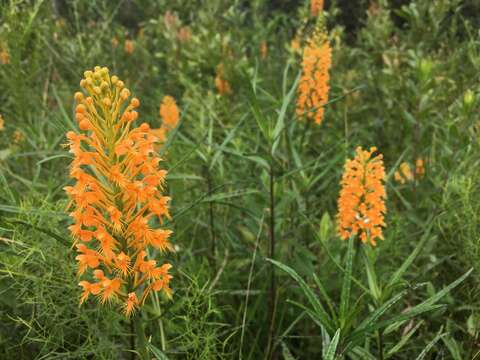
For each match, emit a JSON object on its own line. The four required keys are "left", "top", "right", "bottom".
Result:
{"left": 1, "top": 0, "right": 480, "bottom": 359}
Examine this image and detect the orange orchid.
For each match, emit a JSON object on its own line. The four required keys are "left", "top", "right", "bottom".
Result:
{"left": 160, "top": 96, "right": 180, "bottom": 130}
{"left": 296, "top": 29, "right": 332, "bottom": 125}
{"left": 215, "top": 64, "right": 232, "bottom": 96}
{"left": 337, "top": 147, "right": 387, "bottom": 246}
{"left": 310, "top": 0, "right": 324, "bottom": 17}
{"left": 65, "top": 66, "right": 174, "bottom": 316}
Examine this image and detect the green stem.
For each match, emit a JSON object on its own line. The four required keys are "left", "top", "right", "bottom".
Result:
{"left": 377, "top": 329, "right": 384, "bottom": 360}
{"left": 130, "top": 318, "right": 135, "bottom": 360}
{"left": 133, "top": 314, "right": 149, "bottom": 360}
{"left": 266, "top": 162, "right": 277, "bottom": 360}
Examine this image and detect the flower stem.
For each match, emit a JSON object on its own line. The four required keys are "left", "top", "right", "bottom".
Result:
{"left": 377, "top": 329, "right": 384, "bottom": 360}
{"left": 133, "top": 313, "right": 149, "bottom": 360}
{"left": 266, "top": 162, "right": 276, "bottom": 360}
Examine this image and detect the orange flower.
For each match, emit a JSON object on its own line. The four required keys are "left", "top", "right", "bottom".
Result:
{"left": 337, "top": 147, "right": 387, "bottom": 246}
{"left": 160, "top": 96, "right": 180, "bottom": 129}
{"left": 65, "top": 66, "right": 174, "bottom": 316}
{"left": 394, "top": 159, "right": 425, "bottom": 184}
{"left": 310, "top": 0, "right": 324, "bottom": 17}
{"left": 124, "top": 40, "right": 134, "bottom": 54}
{"left": 394, "top": 162, "right": 413, "bottom": 184}
{"left": 296, "top": 31, "right": 332, "bottom": 125}
{"left": 215, "top": 64, "right": 232, "bottom": 96}
{"left": 177, "top": 26, "right": 192, "bottom": 42}
{"left": 123, "top": 292, "right": 139, "bottom": 316}
{"left": 13, "top": 130, "right": 24, "bottom": 144}
{"left": 0, "top": 48, "right": 9, "bottom": 65}
{"left": 415, "top": 158, "right": 425, "bottom": 177}
{"left": 260, "top": 41, "right": 268, "bottom": 59}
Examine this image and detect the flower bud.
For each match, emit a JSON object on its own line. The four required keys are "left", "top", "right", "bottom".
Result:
{"left": 79, "top": 119, "right": 90, "bottom": 130}
{"left": 76, "top": 104, "right": 87, "bottom": 113}
{"left": 131, "top": 98, "right": 140, "bottom": 108}
{"left": 464, "top": 89, "right": 475, "bottom": 109}
{"left": 121, "top": 89, "right": 131, "bottom": 100}
{"left": 74, "top": 92, "right": 84, "bottom": 102}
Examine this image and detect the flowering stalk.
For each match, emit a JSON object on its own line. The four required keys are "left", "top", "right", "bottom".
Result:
{"left": 159, "top": 95, "right": 180, "bottom": 130}
{"left": 65, "top": 67, "right": 174, "bottom": 327}
{"left": 337, "top": 146, "right": 387, "bottom": 358}
{"left": 310, "top": 0, "right": 324, "bottom": 17}
{"left": 215, "top": 64, "right": 232, "bottom": 96}
{"left": 337, "top": 146, "right": 387, "bottom": 246}
{"left": 296, "top": 25, "right": 332, "bottom": 126}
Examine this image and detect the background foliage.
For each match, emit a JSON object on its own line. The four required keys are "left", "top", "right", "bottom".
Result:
{"left": 1, "top": 0, "right": 480, "bottom": 359}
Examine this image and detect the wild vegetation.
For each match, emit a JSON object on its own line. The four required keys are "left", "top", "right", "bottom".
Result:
{"left": 1, "top": 0, "right": 480, "bottom": 359}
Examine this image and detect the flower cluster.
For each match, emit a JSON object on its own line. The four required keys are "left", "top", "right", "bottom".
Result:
{"left": 394, "top": 158, "right": 425, "bottom": 184}
{"left": 296, "top": 29, "right": 332, "bottom": 125}
{"left": 160, "top": 96, "right": 180, "bottom": 130}
{"left": 215, "top": 64, "right": 232, "bottom": 96}
{"left": 65, "top": 66, "right": 174, "bottom": 316}
{"left": 0, "top": 46, "right": 9, "bottom": 65}
{"left": 337, "top": 147, "right": 387, "bottom": 246}
{"left": 394, "top": 162, "right": 413, "bottom": 184}
{"left": 310, "top": 0, "right": 324, "bottom": 17}
{"left": 124, "top": 40, "right": 134, "bottom": 54}
{"left": 260, "top": 41, "right": 268, "bottom": 59}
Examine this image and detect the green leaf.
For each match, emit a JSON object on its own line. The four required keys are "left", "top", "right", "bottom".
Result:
{"left": 313, "top": 272, "right": 336, "bottom": 321}
{"left": 363, "top": 249, "right": 381, "bottom": 302}
{"left": 271, "top": 71, "right": 300, "bottom": 155}
{"left": 324, "top": 329, "right": 341, "bottom": 360}
{"left": 210, "top": 115, "right": 246, "bottom": 170}
{"left": 441, "top": 335, "right": 463, "bottom": 360}
{"left": 386, "top": 320, "right": 424, "bottom": 358}
{"left": 416, "top": 268, "right": 472, "bottom": 309}
{"left": 340, "top": 236, "right": 355, "bottom": 323}
{"left": 147, "top": 343, "right": 169, "bottom": 360}
{"left": 281, "top": 342, "right": 296, "bottom": 360}
{"left": 387, "top": 221, "right": 432, "bottom": 289}
{"left": 268, "top": 259, "right": 335, "bottom": 333}
{"left": 415, "top": 330, "right": 445, "bottom": 360}
{"left": 318, "top": 212, "right": 332, "bottom": 244}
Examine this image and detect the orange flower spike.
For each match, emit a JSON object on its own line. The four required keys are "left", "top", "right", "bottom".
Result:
{"left": 415, "top": 158, "right": 425, "bottom": 177}
{"left": 297, "top": 28, "right": 332, "bottom": 125}
{"left": 124, "top": 39, "right": 134, "bottom": 54}
{"left": 260, "top": 41, "right": 268, "bottom": 59}
{"left": 310, "top": 0, "right": 324, "bottom": 17}
{"left": 215, "top": 64, "right": 232, "bottom": 96}
{"left": 337, "top": 147, "right": 387, "bottom": 246}
{"left": 66, "top": 66, "right": 174, "bottom": 315}
{"left": 0, "top": 47, "right": 9, "bottom": 65}
{"left": 159, "top": 96, "right": 180, "bottom": 129}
